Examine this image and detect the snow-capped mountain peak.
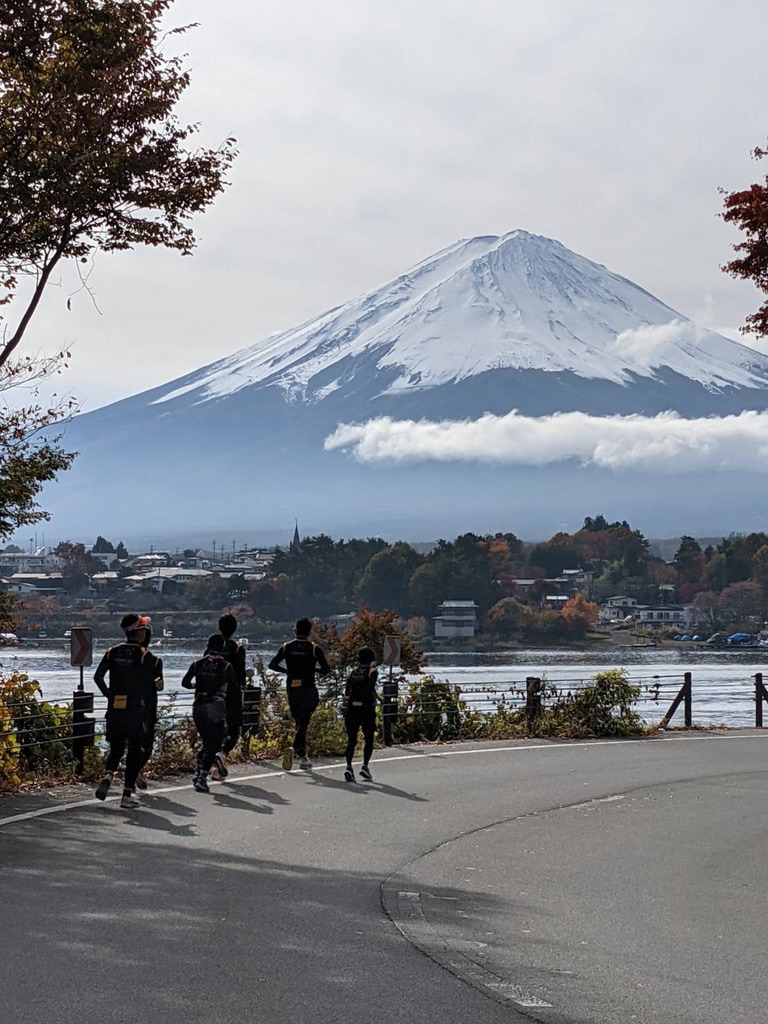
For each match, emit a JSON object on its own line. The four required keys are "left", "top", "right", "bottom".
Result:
{"left": 44, "top": 230, "right": 768, "bottom": 542}
{"left": 153, "top": 230, "right": 768, "bottom": 408}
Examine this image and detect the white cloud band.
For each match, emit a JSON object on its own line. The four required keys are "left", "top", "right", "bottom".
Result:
{"left": 324, "top": 409, "right": 768, "bottom": 472}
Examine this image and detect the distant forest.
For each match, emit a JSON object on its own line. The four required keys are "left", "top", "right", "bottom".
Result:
{"left": 179, "top": 515, "right": 768, "bottom": 637}
{"left": 13, "top": 515, "right": 768, "bottom": 641}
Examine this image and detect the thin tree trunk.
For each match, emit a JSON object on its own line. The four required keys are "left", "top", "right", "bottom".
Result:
{"left": 0, "top": 232, "right": 69, "bottom": 369}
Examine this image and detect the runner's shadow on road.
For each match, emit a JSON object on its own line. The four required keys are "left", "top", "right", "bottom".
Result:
{"left": 227, "top": 783, "right": 289, "bottom": 806}
{"left": 360, "top": 780, "right": 428, "bottom": 803}
{"left": 304, "top": 773, "right": 428, "bottom": 802}
{"left": 304, "top": 773, "right": 368, "bottom": 794}
{"left": 121, "top": 810, "right": 197, "bottom": 838}
{"left": 211, "top": 791, "right": 274, "bottom": 814}
{"left": 146, "top": 794, "right": 198, "bottom": 818}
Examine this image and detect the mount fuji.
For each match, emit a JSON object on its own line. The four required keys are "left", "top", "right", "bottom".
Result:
{"left": 41, "top": 230, "right": 768, "bottom": 544}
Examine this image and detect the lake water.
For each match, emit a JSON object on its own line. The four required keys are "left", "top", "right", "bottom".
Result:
{"left": 2, "top": 639, "right": 767, "bottom": 728}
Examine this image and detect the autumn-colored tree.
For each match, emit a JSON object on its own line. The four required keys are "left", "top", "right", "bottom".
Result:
{"left": 560, "top": 593, "right": 599, "bottom": 636}
{"left": 403, "top": 615, "right": 429, "bottom": 641}
{"left": 53, "top": 541, "right": 103, "bottom": 590}
{"left": 0, "top": 0, "right": 236, "bottom": 565}
{"left": 690, "top": 591, "right": 721, "bottom": 632}
{"left": 677, "top": 580, "right": 704, "bottom": 606}
{"left": 572, "top": 516, "right": 650, "bottom": 578}
{"left": 485, "top": 596, "right": 534, "bottom": 639}
{"left": 717, "top": 580, "right": 763, "bottom": 627}
{"left": 751, "top": 545, "right": 768, "bottom": 608}
{"left": 312, "top": 608, "right": 427, "bottom": 680}
{"left": 722, "top": 142, "right": 768, "bottom": 336}
{"left": 247, "top": 578, "right": 288, "bottom": 620}
{"left": 0, "top": 0, "right": 236, "bottom": 366}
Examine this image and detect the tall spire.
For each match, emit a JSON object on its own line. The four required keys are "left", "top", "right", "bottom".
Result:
{"left": 290, "top": 520, "right": 301, "bottom": 551}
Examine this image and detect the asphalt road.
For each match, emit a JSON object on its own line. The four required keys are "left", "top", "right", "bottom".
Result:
{"left": 2, "top": 733, "right": 767, "bottom": 1024}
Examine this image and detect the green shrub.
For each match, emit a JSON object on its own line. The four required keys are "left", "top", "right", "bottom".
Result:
{"left": 538, "top": 669, "right": 643, "bottom": 737}
{"left": 392, "top": 676, "right": 489, "bottom": 743}
{"left": 307, "top": 702, "right": 347, "bottom": 757}
{"left": 483, "top": 691, "right": 528, "bottom": 739}
{"left": 0, "top": 673, "right": 75, "bottom": 787}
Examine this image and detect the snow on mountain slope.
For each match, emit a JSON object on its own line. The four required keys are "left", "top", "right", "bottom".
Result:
{"left": 152, "top": 230, "right": 768, "bottom": 408}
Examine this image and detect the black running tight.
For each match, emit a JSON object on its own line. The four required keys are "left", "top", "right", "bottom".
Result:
{"left": 344, "top": 706, "right": 375, "bottom": 765}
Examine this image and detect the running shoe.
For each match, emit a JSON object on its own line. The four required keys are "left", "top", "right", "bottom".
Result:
{"left": 359, "top": 765, "right": 373, "bottom": 781}
{"left": 135, "top": 772, "right": 148, "bottom": 791}
{"left": 299, "top": 756, "right": 313, "bottom": 770}
{"left": 193, "top": 773, "right": 210, "bottom": 794}
{"left": 282, "top": 747, "right": 294, "bottom": 772}
{"left": 120, "top": 792, "right": 141, "bottom": 809}
{"left": 95, "top": 773, "right": 113, "bottom": 801}
{"left": 344, "top": 766, "right": 355, "bottom": 783}
{"left": 213, "top": 753, "right": 229, "bottom": 779}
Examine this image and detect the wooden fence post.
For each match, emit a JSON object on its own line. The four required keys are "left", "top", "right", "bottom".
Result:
{"left": 659, "top": 674, "right": 691, "bottom": 730}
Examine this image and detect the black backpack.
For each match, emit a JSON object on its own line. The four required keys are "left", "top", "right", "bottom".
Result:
{"left": 347, "top": 665, "right": 372, "bottom": 704}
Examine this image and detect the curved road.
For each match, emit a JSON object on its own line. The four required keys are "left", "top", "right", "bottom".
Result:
{"left": 2, "top": 733, "right": 767, "bottom": 1024}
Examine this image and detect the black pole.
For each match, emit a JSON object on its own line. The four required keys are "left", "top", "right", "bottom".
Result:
{"left": 382, "top": 665, "right": 398, "bottom": 747}
{"left": 71, "top": 689, "right": 95, "bottom": 773}
{"left": 684, "top": 671, "right": 692, "bottom": 727}
{"left": 756, "top": 673, "right": 764, "bottom": 728}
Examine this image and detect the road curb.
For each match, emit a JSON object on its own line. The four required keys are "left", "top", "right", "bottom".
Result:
{"left": 381, "top": 875, "right": 560, "bottom": 1022}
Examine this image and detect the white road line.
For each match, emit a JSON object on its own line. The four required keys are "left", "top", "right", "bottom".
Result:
{"left": 0, "top": 731, "right": 764, "bottom": 830}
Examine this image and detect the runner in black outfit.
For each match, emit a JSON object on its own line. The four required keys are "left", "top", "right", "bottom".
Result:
{"left": 268, "top": 617, "right": 331, "bottom": 772}
{"left": 343, "top": 647, "right": 378, "bottom": 782}
{"left": 212, "top": 613, "right": 246, "bottom": 779}
{"left": 93, "top": 613, "right": 163, "bottom": 809}
{"left": 182, "top": 634, "right": 239, "bottom": 793}
{"left": 136, "top": 624, "right": 164, "bottom": 792}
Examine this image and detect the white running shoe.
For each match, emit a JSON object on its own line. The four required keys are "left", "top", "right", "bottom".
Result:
{"left": 120, "top": 792, "right": 141, "bottom": 809}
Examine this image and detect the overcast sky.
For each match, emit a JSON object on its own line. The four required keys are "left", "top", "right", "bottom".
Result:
{"left": 13, "top": 0, "right": 768, "bottom": 412}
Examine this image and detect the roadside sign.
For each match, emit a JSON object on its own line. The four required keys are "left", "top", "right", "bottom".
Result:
{"left": 70, "top": 627, "right": 93, "bottom": 668}
{"left": 382, "top": 635, "right": 401, "bottom": 667}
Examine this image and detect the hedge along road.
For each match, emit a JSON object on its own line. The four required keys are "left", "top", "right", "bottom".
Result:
{"left": 2, "top": 734, "right": 768, "bottom": 1024}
